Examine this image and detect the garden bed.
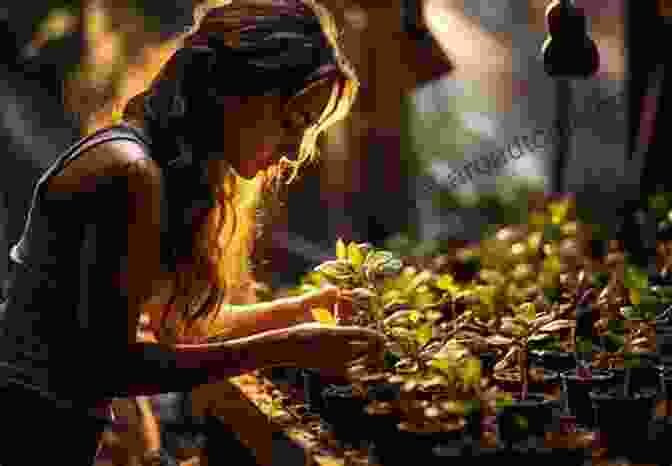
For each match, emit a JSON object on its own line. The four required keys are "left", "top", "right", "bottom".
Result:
{"left": 258, "top": 194, "right": 672, "bottom": 462}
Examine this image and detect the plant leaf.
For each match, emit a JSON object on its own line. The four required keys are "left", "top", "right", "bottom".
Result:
{"left": 518, "top": 302, "right": 536, "bottom": 322}
{"left": 429, "top": 358, "right": 453, "bottom": 373}
{"left": 336, "top": 238, "right": 347, "bottom": 260}
{"left": 348, "top": 241, "right": 364, "bottom": 268}
{"left": 404, "top": 270, "right": 434, "bottom": 295}
{"left": 629, "top": 288, "right": 641, "bottom": 305}
{"left": 311, "top": 307, "right": 337, "bottom": 325}
{"left": 548, "top": 199, "right": 570, "bottom": 225}
{"left": 485, "top": 335, "right": 515, "bottom": 346}
{"left": 416, "top": 323, "right": 433, "bottom": 347}
{"left": 436, "top": 274, "right": 458, "bottom": 292}
{"left": 460, "top": 358, "right": 481, "bottom": 387}
{"left": 314, "top": 260, "right": 355, "bottom": 283}
{"left": 624, "top": 264, "right": 649, "bottom": 290}
{"left": 538, "top": 319, "right": 573, "bottom": 332}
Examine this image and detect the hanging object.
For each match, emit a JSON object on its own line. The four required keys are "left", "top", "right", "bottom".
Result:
{"left": 401, "top": 0, "right": 432, "bottom": 42}
{"left": 541, "top": 0, "right": 600, "bottom": 78}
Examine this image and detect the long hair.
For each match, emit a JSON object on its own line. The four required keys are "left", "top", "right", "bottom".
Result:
{"left": 124, "top": 0, "right": 359, "bottom": 342}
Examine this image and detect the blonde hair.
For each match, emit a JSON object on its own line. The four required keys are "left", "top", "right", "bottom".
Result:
{"left": 129, "top": 0, "right": 359, "bottom": 341}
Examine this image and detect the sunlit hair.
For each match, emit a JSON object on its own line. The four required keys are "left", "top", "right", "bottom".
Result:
{"left": 124, "top": 0, "right": 359, "bottom": 342}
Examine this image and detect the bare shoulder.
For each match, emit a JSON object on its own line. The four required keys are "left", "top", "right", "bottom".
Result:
{"left": 46, "top": 139, "right": 161, "bottom": 195}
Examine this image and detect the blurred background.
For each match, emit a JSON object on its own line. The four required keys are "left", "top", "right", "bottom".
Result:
{"left": 1, "top": 0, "right": 670, "bottom": 294}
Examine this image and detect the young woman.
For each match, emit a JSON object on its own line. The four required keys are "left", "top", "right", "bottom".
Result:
{"left": 0, "top": 1, "right": 385, "bottom": 464}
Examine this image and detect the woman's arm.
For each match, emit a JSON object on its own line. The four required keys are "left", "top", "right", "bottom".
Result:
{"left": 176, "top": 286, "right": 342, "bottom": 342}
{"left": 95, "top": 322, "right": 383, "bottom": 398}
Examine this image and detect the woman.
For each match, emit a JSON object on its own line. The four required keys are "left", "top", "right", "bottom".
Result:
{"left": 0, "top": 1, "right": 385, "bottom": 465}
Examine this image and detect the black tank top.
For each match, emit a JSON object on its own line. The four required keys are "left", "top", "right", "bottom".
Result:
{"left": 0, "top": 124, "right": 156, "bottom": 416}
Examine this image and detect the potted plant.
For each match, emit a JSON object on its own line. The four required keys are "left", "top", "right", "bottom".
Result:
{"left": 590, "top": 367, "right": 658, "bottom": 461}
{"left": 488, "top": 302, "right": 565, "bottom": 399}
{"left": 590, "top": 290, "right": 660, "bottom": 461}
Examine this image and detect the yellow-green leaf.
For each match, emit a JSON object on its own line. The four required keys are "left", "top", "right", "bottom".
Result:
{"left": 429, "top": 358, "right": 451, "bottom": 372}
{"left": 416, "top": 323, "right": 433, "bottom": 347}
{"left": 408, "top": 310, "right": 421, "bottom": 324}
{"left": 527, "top": 231, "right": 543, "bottom": 251}
{"left": 434, "top": 341, "right": 468, "bottom": 360}
{"left": 548, "top": 200, "right": 570, "bottom": 225}
{"left": 459, "top": 358, "right": 481, "bottom": 387}
{"left": 347, "top": 242, "right": 364, "bottom": 268}
{"left": 518, "top": 302, "right": 536, "bottom": 322}
{"left": 311, "top": 307, "right": 337, "bottom": 325}
{"left": 543, "top": 256, "right": 562, "bottom": 274}
{"left": 336, "top": 238, "right": 347, "bottom": 260}
{"left": 382, "top": 289, "right": 403, "bottom": 304}
{"left": 414, "top": 290, "right": 437, "bottom": 308}
{"left": 629, "top": 288, "right": 641, "bottom": 306}
{"left": 529, "top": 212, "right": 548, "bottom": 229}
{"left": 436, "top": 274, "right": 457, "bottom": 291}
{"left": 404, "top": 270, "right": 434, "bottom": 295}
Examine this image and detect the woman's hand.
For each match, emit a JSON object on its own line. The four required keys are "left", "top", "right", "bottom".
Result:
{"left": 281, "top": 322, "right": 386, "bottom": 375}
{"left": 294, "top": 285, "right": 354, "bottom": 324}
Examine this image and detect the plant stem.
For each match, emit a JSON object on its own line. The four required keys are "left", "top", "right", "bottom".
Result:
{"left": 519, "top": 343, "right": 529, "bottom": 401}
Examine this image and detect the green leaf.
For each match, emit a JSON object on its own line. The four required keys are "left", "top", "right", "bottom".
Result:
{"left": 624, "top": 264, "right": 649, "bottom": 290}
{"left": 436, "top": 274, "right": 459, "bottom": 292}
{"left": 528, "top": 334, "right": 562, "bottom": 352}
{"left": 604, "top": 331, "right": 626, "bottom": 352}
{"left": 383, "top": 350, "right": 401, "bottom": 371}
{"left": 607, "top": 319, "right": 625, "bottom": 333}
{"left": 348, "top": 242, "right": 365, "bottom": 268}
{"left": 460, "top": 358, "right": 481, "bottom": 387}
{"left": 463, "top": 400, "right": 481, "bottom": 416}
{"left": 518, "top": 302, "right": 537, "bottom": 322}
{"left": 513, "top": 414, "right": 529, "bottom": 431}
{"left": 592, "top": 271, "right": 611, "bottom": 289}
{"left": 653, "top": 286, "right": 672, "bottom": 298}
{"left": 408, "top": 310, "right": 421, "bottom": 324}
{"left": 314, "top": 260, "right": 355, "bottom": 284}
{"left": 404, "top": 270, "right": 434, "bottom": 295}
{"left": 495, "top": 398, "right": 514, "bottom": 409}
{"left": 429, "top": 358, "right": 453, "bottom": 373}
{"left": 415, "top": 323, "right": 433, "bottom": 347}
{"left": 299, "top": 284, "right": 320, "bottom": 294}
{"left": 575, "top": 336, "right": 593, "bottom": 353}
{"left": 543, "top": 287, "right": 562, "bottom": 304}
{"left": 543, "top": 223, "right": 563, "bottom": 242}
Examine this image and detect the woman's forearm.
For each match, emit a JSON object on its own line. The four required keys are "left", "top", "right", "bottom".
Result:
{"left": 95, "top": 327, "right": 291, "bottom": 398}
{"left": 201, "top": 296, "right": 312, "bottom": 341}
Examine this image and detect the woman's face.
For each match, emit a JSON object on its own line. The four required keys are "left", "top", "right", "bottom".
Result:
{"left": 224, "top": 77, "right": 338, "bottom": 180}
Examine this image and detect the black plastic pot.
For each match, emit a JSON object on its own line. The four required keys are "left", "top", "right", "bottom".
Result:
{"left": 560, "top": 368, "right": 613, "bottom": 429}
{"left": 320, "top": 384, "right": 368, "bottom": 447}
{"left": 366, "top": 382, "right": 402, "bottom": 403}
{"left": 608, "top": 365, "right": 663, "bottom": 395}
{"left": 656, "top": 323, "right": 672, "bottom": 366}
{"left": 493, "top": 368, "right": 560, "bottom": 395}
{"left": 480, "top": 352, "right": 498, "bottom": 378}
{"left": 530, "top": 350, "right": 576, "bottom": 373}
{"left": 590, "top": 388, "right": 657, "bottom": 461}
{"left": 368, "top": 423, "right": 466, "bottom": 466}
{"left": 495, "top": 392, "right": 560, "bottom": 449}
{"left": 302, "top": 369, "right": 325, "bottom": 413}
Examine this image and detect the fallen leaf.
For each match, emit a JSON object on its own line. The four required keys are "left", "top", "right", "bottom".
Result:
{"left": 485, "top": 335, "right": 515, "bottom": 346}
{"left": 538, "top": 320, "right": 574, "bottom": 332}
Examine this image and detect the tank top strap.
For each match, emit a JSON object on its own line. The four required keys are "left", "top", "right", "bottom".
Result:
{"left": 12, "top": 125, "right": 152, "bottom": 266}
